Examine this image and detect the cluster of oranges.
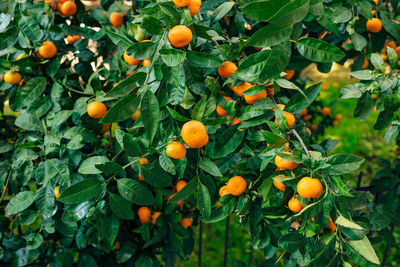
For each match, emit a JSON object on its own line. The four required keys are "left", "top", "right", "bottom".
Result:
{"left": 172, "top": 0, "right": 201, "bottom": 16}
{"left": 40, "top": 0, "right": 77, "bottom": 16}
{"left": 219, "top": 176, "right": 247, "bottom": 199}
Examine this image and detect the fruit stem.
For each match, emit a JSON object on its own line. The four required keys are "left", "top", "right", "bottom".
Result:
{"left": 289, "top": 129, "right": 310, "bottom": 157}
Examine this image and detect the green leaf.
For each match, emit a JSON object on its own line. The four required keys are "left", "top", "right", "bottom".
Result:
{"left": 340, "top": 83, "right": 365, "bottom": 99}
{"left": 109, "top": 193, "right": 134, "bottom": 220}
{"left": 198, "top": 183, "right": 211, "bottom": 219}
{"left": 103, "top": 26, "right": 132, "bottom": 49}
{"left": 370, "top": 53, "right": 384, "bottom": 72}
{"left": 350, "top": 236, "right": 380, "bottom": 265}
{"left": 213, "top": 127, "right": 245, "bottom": 158}
{"left": 351, "top": 33, "right": 367, "bottom": 52}
{"left": 191, "top": 96, "right": 207, "bottom": 121}
{"left": 126, "top": 41, "right": 156, "bottom": 60}
{"left": 187, "top": 51, "right": 224, "bottom": 68}
{"left": 101, "top": 94, "right": 142, "bottom": 123}
{"left": 142, "top": 164, "right": 172, "bottom": 188}
{"left": 117, "top": 178, "right": 155, "bottom": 205}
{"left": 141, "top": 90, "right": 160, "bottom": 144}
{"left": 242, "top": 0, "right": 291, "bottom": 22}
{"left": 332, "top": 6, "right": 352, "bottom": 23}
{"left": 199, "top": 158, "right": 222, "bottom": 177}
{"left": 159, "top": 48, "right": 186, "bottom": 67}
{"left": 6, "top": 191, "right": 35, "bottom": 215}
{"left": 95, "top": 162, "right": 123, "bottom": 176}
{"left": 269, "top": 0, "right": 310, "bottom": 26}
{"left": 44, "top": 159, "right": 70, "bottom": 186}
{"left": 35, "top": 185, "right": 55, "bottom": 219}
{"left": 78, "top": 156, "right": 110, "bottom": 175}
{"left": 335, "top": 215, "right": 363, "bottom": 230}
{"left": 278, "top": 233, "right": 305, "bottom": 253}
{"left": 387, "top": 47, "right": 399, "bottom": 69}
{"left": 349, "top": 70, "right": 374, "bottom": 80}
{"left": 211, "top": 2, "right": 235, "bottom": 22}
{"left": 354, "top": 93, "right": 373, "bottom": 121}
{"left": 102, "top": 72, "right": 146, "bottom": 100}
{"left": 58, "top": 178, "right": 104, "bottom": 204}
{"left": 166, "top": 178, "right": 198, "bottom": 211}
{"left": 297, "top": 38, "right": 345, "bottom": 62}
{"left": 15, "top": 110, "right": 43, "bottom": 131}
{"left": 18, "top": 16, "right": 43, "bottom": 43}
{"left": 285, "top": 83, "right": 321, "bottom": 113}
{"left": 166, "top": 107, "right": 190, "bottom": 122}
{"left": 261, "top": 131, "right": 288, "bottom": 148}
{"left": 325, "top": 154, "right": 364, "bottom": 175}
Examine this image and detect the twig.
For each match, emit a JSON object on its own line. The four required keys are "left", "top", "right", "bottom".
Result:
{"left": 382, "top": 223, "right": 395, "bottom": 267}
{"left": 356, "top": 171, "right": 363, "bottom": 189}
{"left": 289, "top": 129, "right": 310, "bottom": 157}
{"left": 198, "top": 220, "right": 203, "bottom": 267}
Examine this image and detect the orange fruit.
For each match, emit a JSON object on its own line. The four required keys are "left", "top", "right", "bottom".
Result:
{"left": 216, "top": 96, "right": 233, "bottom": 116}
{"left": 101, "top": 123, "right": 111, "bottom": 134}
{"left": 288, "top": 197, "right": 303, "bottom": 213}
{"left": 180, "top": 217, "right": 192, "bottom": 228}
{"left": 152, "top": 211, "right": 161, "bottom": 224}
{"left": 168, "top": 25, "right": 193, "bottom": 48}
{"left": 373, "top": 0, "right": 378, "bottom": 5}
{"left": 4, "top": 71, "right": 22, "bottom": 84}
{"left": 300, "top": 109, "right": 308, "bottom": 116}
{"left": 297, "top": 177, "right": 323, "bottom": 198}
{"left": 138, "top": 174, "right": 144, "bottom": 182}
{"left": 58, "top": 0, "right": 67, "bottom": 3}
{"left": 66, "top": 35, "right": 81, "bottom": 44}
{"left": 123, "top": 52, "right": 141, "bottom": 65}
{"left": 110, "top": 12, "right": 123, "bottom": 27}
{"left": 321, "top": 107, "right": 331, "bottom": 116}
{"left": 139, "top": 157, "right": 149, "bottom": 165}
{"left": 366, "top": 18, "right": 382, "bottom": 33}
{"left": 142, "top": 58, "right": 151, "bottom": 67}
{"left": 167, "top": 193, "right": 184, "bottom": 207}
{"left": 272, "top": 104, "right": 285, "bottom": 111}
{"left": 361, "top": 58, "right": 369, "bottom": 69}
{"left": 328, "top": 216, "right": 336, "bottom": 231}
{"left": 275, "top": 152, "right": 298, "bottom": 170}
{"left": 306, "top": 128, "right": 311, "bottom": 136}
{"left": 226, "top": 176, "right": 247, "bottom": 196}
{"left": 188, "top": 0, "right": 201, "bottom": 16}
{"left": 173, "top": 0, "right": 190, "bottom": 7}
{"left": 335, "top": 114, "right": 343, "bottom": 121}
{"left": 273, "top": 175, "right": 286, "bottom": 192}
{"left": 232, "top": 117, "right": 241, "bottom": 125}
{"left": 131, "top": 109, "right": 141, "bottom": 121}
{"left": 113, "top": 241, "right": 120, "bottom": 249}
{"left": 231, "top": 82, "right": 252, "bottom": 97}
{"left": 137, "top": 207, "right": 151, "bottom": 224}
{"left": 395, "top": 47, "right": 400, "bottom": 57}
{"left": 53, "top": 186, "right": 61, "bottom": 199}
{"left": 303, "top": 114, "right": 311, "bottom": 121}
{"left": 181, "top": 120, "right": 209, "bottom": 148}
{"left": 175, "top": 180, "right": 187, "bottom": 192}
{"left": 219, "top": 185, "right": 230, "bottom": 197}
{"left": 275, "top": 111, "right": 295, "bottom": 127}
{"left": 333, "top": 120, "right": 339, "bottom": 126}
{"left": 59, "top": 1, "right": 77, "bottom": 16}
{"left": 166, "top": 141, "right": 187, "bottom": 159}
{"left": 311, "top": 124, "right": 317, "bottom": 131}
{"left": 39, "top": 41, "right": 57, "bottom": 58}
{"left": 371, "top": 10, "right": 376, "bottom": 16}
{"left": 244, "top": 90, "right": 267, "bottom": 104}
{"left": 385, "top": 41, "right": 396, "bottom": 49}
{"left": 284, "top": 70, "right": 295, "bottom": 80}
{"left": 87, "top": 101, "right": 107, "bottom": 119}
{"left": 218, "top": 61, "right": 237, "bottom": 78}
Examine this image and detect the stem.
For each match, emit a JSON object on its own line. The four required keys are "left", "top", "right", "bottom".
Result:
{"left": 223, "top": 216, "right": 230, "bottom": 267}
{"left": 382, "top": 223, "right": 395, "bottom": 267}
{"left": 0, "top": 169, "right": 12, "bottom": 203}
{"left": 289, "top": 129, "right": 310, "bottom": 157}
{"left": 198, "top": 220, "right": 203, "bottom": 267}
{"left": 122, "top": 144, "right": 166, "bottom": 169}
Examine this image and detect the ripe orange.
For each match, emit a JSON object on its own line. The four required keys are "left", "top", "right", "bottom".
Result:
{"left": 273, "top": 175, "right": 286, "bottom": 192}
{"left": 288, "top": 197, "right": 303, "bottom": 213}
{"left": 167, "top": 193, "right": 184, "bottom": 207}
{"left": 59, "top": 1, "right": 77, "bottom": 16}
{"left": 110, "top": 12, "right": 123, "bottom": 27}
{"left": 275, "top": 111, "right": 295, "bottom": 127}
{"left": 226, "top": 176, "right": 247, "bottom": 196}
{"left": 231, "top": 82, "right": 252, "bottom": 97}
{"left": 311, "top": 124, "right": 318, "bottom": 131}
{"left": 180, "top": 217, "right": 192, "bottom": 228}
{"left": 284, "top": 70, "right": 295, "bottom": 80}
{"left": 166, "top": 141, "right": 187, "bottom": 159}
{"left": 361, "top": 58, "right": 369, "bottom": 69}
{"left": 142, "top": 58, "right": 151, "bottom": 67}
{"left": 123, "top": 52, "right": 141, "bottom": 65}
{"left": 373, "top": 0, "right": 378, "bottom": 5}
{"left": 131, "top": 109, "right": 141, "bottom": 121}
{"left": 303, "top": 114, "right": 311, "bottom": 121}
{"left": 232, "top": 117, "right": 241, "bottom": 125}
{"left": 152, "top": 211, "right": 161, "bottom": 224}
{"left": 54, "top": 185, "right": 61, "bottom": 199}
{"left": 395, "top": 47, "right": 400, "bottom": 57}
{"left": 297, "top": 177, "right": 323, "bottom": 198}
{"left": 87, "top": 101, "right": 107, "bottom": 119}
{"left": 335, "top": 114, "right": 343, "bottom": 121}
{"left": 188, "top": 0, "right": 201, "bottom": 16}
{"left": 39, "top": 41, "right": 57, "bottom": 58}
{"left": 300, "top": 109, "right": 308, "bottom": 116}
{"left": 385, "top": 41, "right": 396, "bottom": 49}
{"left": 138, "top": 174, "right": 144, "bottom": 182}
{"left": 216, "top": 96, "right": 233, "bottom": 116}
{"left": 218, "top": 61, "right": 237, "bottom": 78}
{"left": 181, "top": 120, "right": 209, "bottom": 148}
{"left": 137, "top": 207, "right": 151, "bottom": 224}
{"left": 219, "top": 185, "right": 230, "bottom": 197}
{"left": 328, "top": 216, "right": 336, "bottom": 231}
{"left": 168, "top": 25, "right": 193, "bottom": 48}
{"left": 272, "top": 104, "right": 285, "bottom": 111}
{"left": 321, "top": 107, "right": 331, "bottom": 116}
{"left": 175, "top": 180, "right": 187, "bottom": 192}
{"left": 366, "top": 18, "right": 382, "bottom": 33}
{"left": 244, "top": 90, "right": 267, "bottom": 104}
{"left": 275, "top": 152, "right": 298, "bottom": 170}
{"left": 139, "top": 157, "right": 149, "bottom": 165}
{"left": 4, "top": 71, "right": 22, "bottom": 84}
{"left": 371, "top": 10, "right": 376, "bottom": 16}
{"left": 66, "top": 35, "right": 81, "bottom": 44}
{"left": 173, "top": 0, "right": 190, "bottom": 7}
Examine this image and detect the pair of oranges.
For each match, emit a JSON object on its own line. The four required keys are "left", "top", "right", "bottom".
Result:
{"left": 172, "top": 0, "right": 201, "bottom": 16}
{"left": 138, "top": 207, "right": 161, "bottom": 224}
{"left": 123, "top": 52, "right": 151, "bottom": 67}
{"left": 219, "top": 176, "right": 247, "bottom": 197}
{"left": 287, "top": 177, "right": 323, "bottom": 213}
{"left": 42, "top": 0, "right": 77, "bottom": 16}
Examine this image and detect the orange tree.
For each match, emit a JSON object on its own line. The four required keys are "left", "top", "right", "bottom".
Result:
{"left": 0, "top": 0, "right": 399, "bottom": 266}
